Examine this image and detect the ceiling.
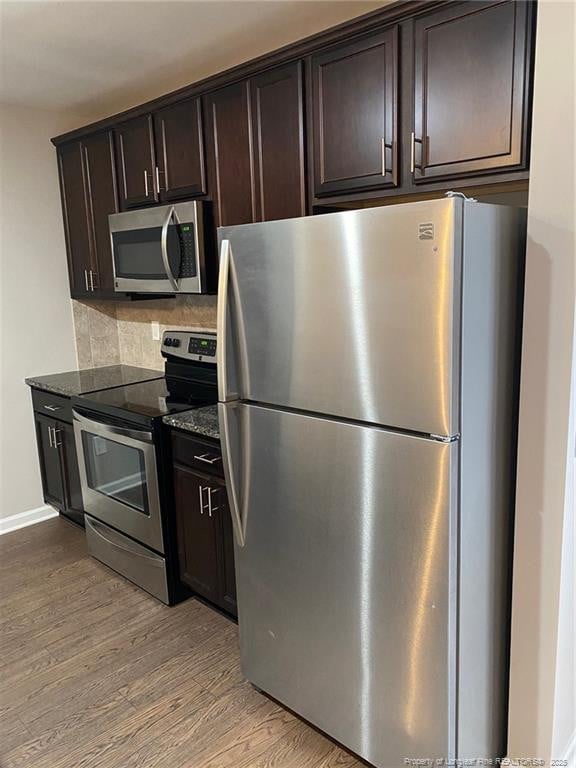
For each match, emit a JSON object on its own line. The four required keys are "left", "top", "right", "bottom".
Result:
{"left": 0, "top": 0, "right": 387, "bottom": 121}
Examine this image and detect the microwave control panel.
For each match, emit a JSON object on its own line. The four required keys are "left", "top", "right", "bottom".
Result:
{"left": 176, "top": 223, "right": 197, "bottom": 278}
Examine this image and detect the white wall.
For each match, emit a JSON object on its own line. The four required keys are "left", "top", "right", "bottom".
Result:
{"left": 508, "top": 0, "right": 576, "bottom": 762}
{"left": 0, "top": 104, "right": 91, "bottom": 519}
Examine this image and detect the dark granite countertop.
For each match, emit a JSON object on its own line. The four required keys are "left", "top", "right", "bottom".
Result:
{"left": 25, "top": 365, "right": 163, "bottom": 397}
{"left": 163, "top": 405, "right": 219, "bottom": 441}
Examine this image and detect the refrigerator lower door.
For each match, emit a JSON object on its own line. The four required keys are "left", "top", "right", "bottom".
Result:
{"left": 224, "top": 403, "right": 458, "bottom": 767}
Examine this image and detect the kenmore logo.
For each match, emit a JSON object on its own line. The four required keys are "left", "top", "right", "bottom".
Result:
{"left": 418, "top": 223, "right": 434, "bottom": 240}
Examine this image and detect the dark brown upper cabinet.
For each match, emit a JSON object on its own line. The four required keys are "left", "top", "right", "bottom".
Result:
{"left": 58, "top": 132, "right": 118, "bottom": 299}
{"left": 58, "top": 142, "right": 93, "bottom": 298}
{"left": 114, "top": 115, "right": 158, "bottom": 208}
{"left": 153, "top": 98, "right": 207, "bottom": 201}
{"left": 412, "top": 0, "right": 533, "bottom": 182}
{"left": 311, "top": 28, "right": 399, "bottom": 197}
{"left": 250, "top": 62, "right": 306, "bottom": 221}
{"left": 204, "top": 81, "right": 256, "bottom": 228}
{"left": 82, "top": 132, "right": 118, "bottom": 294}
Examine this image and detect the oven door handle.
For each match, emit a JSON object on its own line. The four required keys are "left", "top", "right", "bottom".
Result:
{"left": 160, "top": 205, "right": 180, "bottom": 293}
{"left": 72, "top": 410, "right": 153, "bottom": 444}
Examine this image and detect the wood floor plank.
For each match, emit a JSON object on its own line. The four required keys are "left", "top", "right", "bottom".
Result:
{"left": 0, "top": 517, "right": 364, "bottom": 768}
{"left": 0, "top": 709, "right": 32, "bottom": 756}
{"left": 2, "top": 690, "right": 135, "bottom": 768}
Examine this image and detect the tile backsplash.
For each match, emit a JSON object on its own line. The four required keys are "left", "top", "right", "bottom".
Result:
{"left": 73, "top": 296, "right": 217, "bottom": 371}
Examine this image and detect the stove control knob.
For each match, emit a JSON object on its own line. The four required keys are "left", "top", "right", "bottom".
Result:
{"left": 172, "top": 338, "right": 181, "bottom": 348}
{"left": 165, "top": 338, "right": 172, "bottom": 347}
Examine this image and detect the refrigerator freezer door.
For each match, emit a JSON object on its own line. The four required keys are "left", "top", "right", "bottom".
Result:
{"left": 226, "top": 402, "right": 458, "bottom": 767}
{"left": 218, "top": 198, "right": 461, "bottom": 436}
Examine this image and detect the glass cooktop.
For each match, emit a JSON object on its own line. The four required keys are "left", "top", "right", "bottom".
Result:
{"left": 74, "top": 377, "right": 217, "bottom": 421}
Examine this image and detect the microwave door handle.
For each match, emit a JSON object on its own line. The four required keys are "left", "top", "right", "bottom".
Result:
{"left": 160, "top": 206, "right": 180, "bottom": 292}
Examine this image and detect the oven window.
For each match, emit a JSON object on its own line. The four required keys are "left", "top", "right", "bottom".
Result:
{"left": 82, "top": 433, "right": 149, "bottom": 515}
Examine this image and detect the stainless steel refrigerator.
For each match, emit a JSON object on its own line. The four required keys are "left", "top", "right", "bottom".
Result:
{"left": 216, "top": 197, "right": 526, "bottom": 767}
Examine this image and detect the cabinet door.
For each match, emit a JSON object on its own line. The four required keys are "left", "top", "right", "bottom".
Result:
{"left": 250, "top": 63, "right": 306, "bottom": 221}
{"left": 312, "top": 29, "right": 398, "bottom": 196}
{"left": 205, "top": 82, "right": 255, "bottom": 227}
{"left": 34, "top": 415, "right": 65, "bottom": 509}
{"left": 218, "top": 490, "right": 237, "bottom": 616}
{"left": 154, "top": 98, "right": 206, "bottom": 201}
{"left": 81, "top": 132, "right": 118, "bottom": 295}
{"left": 173, "top": 464, "right": 220, "bottom": 603}
{"left": 413, "top": 0, "right": 532, "bottom": 181}
{"left": 60, "top": 421, "right": 84, "bottom": 520}
{"left": 57, "top": 143, "right": 92, "bottom": 297}
{"left": 114, "top": 115, "right": 158, "bottom": 208}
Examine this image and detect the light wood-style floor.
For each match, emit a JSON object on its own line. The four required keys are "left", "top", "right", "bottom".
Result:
{"left": 0, "top": 517, "right": 364, "bottom": 768}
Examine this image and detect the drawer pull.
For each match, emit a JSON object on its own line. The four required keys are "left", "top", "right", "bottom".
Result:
{"left": 193, "top": 453, "right": 221, "bottom": 465}
{"left": 44, "top": 404, "right": 62, "bottom": 412}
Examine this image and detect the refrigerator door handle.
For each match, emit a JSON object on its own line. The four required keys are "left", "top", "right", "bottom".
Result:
{"left": 219, "top": 402, "right": 246, "bottom": 547}
{"left": 217, "top": 239, "right": 231, "bottom": 401}
{"left": 217, "top": 239, "right": 249, "bottom": 403}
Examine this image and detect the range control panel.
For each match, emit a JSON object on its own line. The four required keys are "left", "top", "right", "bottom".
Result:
{"left": 161, "top": 330, "right": 216, "bottom": 363}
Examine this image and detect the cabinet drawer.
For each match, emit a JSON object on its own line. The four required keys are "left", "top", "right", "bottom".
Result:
{"left": 32, "top": 390, "right": 72, "bottom": 423}
{"left": 171, "top": 431, "right": 223, "bottom": 478}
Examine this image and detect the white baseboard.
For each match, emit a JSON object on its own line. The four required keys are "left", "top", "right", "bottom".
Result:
{"left": 0, "top": 505, "right": 59, "bottom": 535}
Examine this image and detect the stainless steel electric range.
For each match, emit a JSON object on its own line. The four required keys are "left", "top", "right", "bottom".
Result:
{"left": 71, "top": 329, "right": 217, "bottom": 604}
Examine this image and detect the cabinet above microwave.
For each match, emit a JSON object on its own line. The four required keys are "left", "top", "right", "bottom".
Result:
{"left": 108, "top": 201, "right": 216, "bottom": 295}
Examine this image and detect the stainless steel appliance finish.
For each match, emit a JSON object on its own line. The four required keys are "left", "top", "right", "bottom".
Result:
{"left": 85, "top": 515, "right": 169, "bottom": 603}
{"left": 217, "top": 200, "right": 461, "bottom": 436}
{"left": 222, "top": 402, "right": 458, "bottom": 763}
{"left": 109, "top": 201, "right": 207, "bottom": 294}
{"left": 217, "top": 197, "right": 526, "bottom": 766}
{"left": 72, "top": 330, "right": 219, "bottom": 605}
{"left": 73, "top": 409, "right": 164, "bottom": 553}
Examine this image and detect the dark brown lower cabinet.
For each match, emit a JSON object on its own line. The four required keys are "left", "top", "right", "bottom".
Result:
{"left": 34, "top": 413, "right": 84, "bottom": 526}
{"left": 173, "top": 462, "right": 237, "bottom": 616}
{"left": 35, "top": 414, "right": 65, "bottom": 507}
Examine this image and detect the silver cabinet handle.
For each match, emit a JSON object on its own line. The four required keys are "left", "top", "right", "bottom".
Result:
{"left": 219, "top": 402, "right": 245, "bottom": 546}
{"left": 411, "top": 133, "right": 424, "bottom": 175}
{"left": 48, "top": 424, "right": 53, "bottom": 448}
{"left": 155, "top": 166, "right": 163, "bottom": 193}
{"left": 160, "top": 205, "right": 179, "bottom": 292}
{"left": 193, "top": 453, "right": 221, "bottom": 465}
{"left": 198, "top": 486, "right": 206, "bottom": 514}
{"left": 52, "top": 428, "right": 62, "bottom": 447}
{"left": 144, "top": 169, "right": 149, "bottom": 197}
{"left": 381, "top": 137, "right": 397, "bottom": 184}
{"left": 43, "top": 404, "right": 62, "bottom": 412}
{"left": 89, "top": 269, "right": 98, "bottom": 291}
{"left": 84, "top": 268, "right": 89, "bottom": 291}
{"left": 207, "top": 487, "right": 219, "bottom": 517}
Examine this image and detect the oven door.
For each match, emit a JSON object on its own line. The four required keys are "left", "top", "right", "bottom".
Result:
{"left": 73, "top": 410, "right": 164, "bottom": 553}
{"left": 109, "top": 202, "right": 204, "bottom": 294}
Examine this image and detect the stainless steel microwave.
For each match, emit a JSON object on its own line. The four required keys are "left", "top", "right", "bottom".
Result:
{"left": 109, "top": 201, "right": 213, "bottom": 294}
